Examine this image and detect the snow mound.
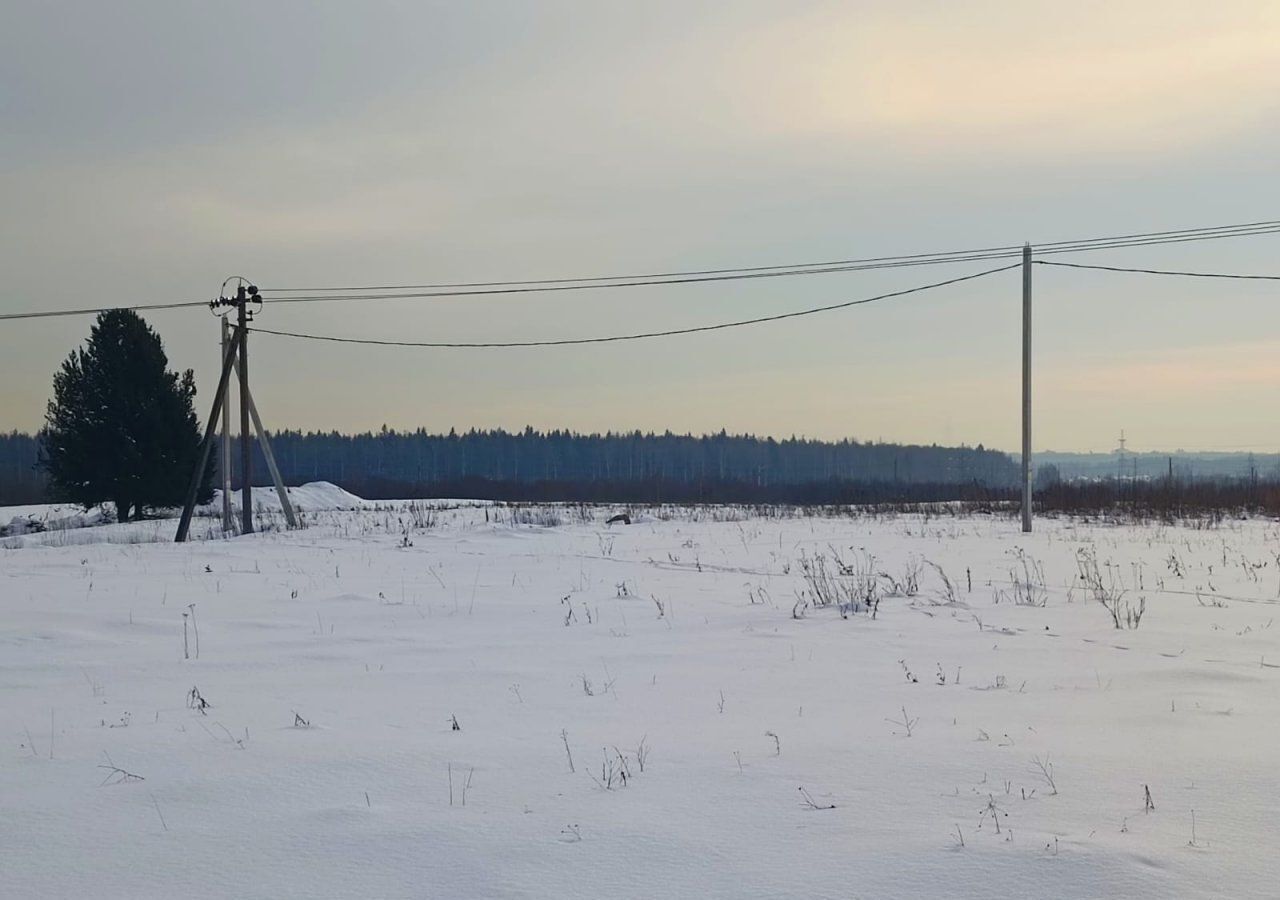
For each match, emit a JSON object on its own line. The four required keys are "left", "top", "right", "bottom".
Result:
{"left": 211, "top": 481, "right": 370, "bottom": 514}
{"left": 0, "top": 505, "right": 111, "bottom": 535}
{"left": 1, "top": 516, "right": 45, "bottom": 537}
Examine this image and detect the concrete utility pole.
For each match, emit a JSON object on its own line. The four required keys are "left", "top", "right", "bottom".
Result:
{"left": 245, "top": 386, "right": 297, "bottom": 528}
{"left": 220, "top": 317, "right": 233, "bottom": 532}
{"left": 176, "top": 327, "right": 244, "bottom": 543}
{"left": 177, "top": 279, "right": 296, "bottom": 542}
{"left": 1021, "top": 243, "right": 1033, "bottom": 533}
{"left": 236, "top": 284, "right": 253, "bottom": 534}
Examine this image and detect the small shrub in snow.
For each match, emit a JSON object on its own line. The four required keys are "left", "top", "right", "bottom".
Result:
{"left": 1106, "top": 595, "right": 1146, "bottom": 629}
{"left": 798, "top": 786, "right": 836, "bottom": 810}
{"left": 99, "top": 762, "right": 145, "bottom": 786}
{"left": 791, "top": 595, "right": 808, "bottom": 619}
{"left": 885, "top": 706, "right": 918, "bottom": 737}
{"left": 901, "top": 555, "right": 923, "bottom": 596}
{"left": 505, "top": 505, "right": 564, "bottom": 527}
{"left": 186, "top": 686, "right": 210, "bottom": 715}
{"left": 560, "top": 729, "right": 576, "bottom": 773}
{"left": 1030, "top": 755, "right": 1057, "bottom": 795}
{"left": 797, "top": 548, "right": 878, "bottom": 616}
{"left": 978, "top": 795, "right": 1007, "bottom": 835}
{"left": 924, "top": 560, "right": 957, "bottom": 604}
{"left": 589, "top": 746, "right": 642, "bottom": 791}
{"left": 996, "top": 548, "right": 1048, "bottom": 607}
{"left": 1077, "top": 547, "right": 1146, "bottom": 629}
{"left": 406, "top": 501, "right": 437, "bottom": 530}
{"left": 447, "top": 763, "right": 475, "bottom": 806}
{"left": 879, "top": 555, "right": 922, "bottom": 598}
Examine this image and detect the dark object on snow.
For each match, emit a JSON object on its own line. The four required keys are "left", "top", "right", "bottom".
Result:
{"left": 606, "top": 513, "right": 631, "bottom": 526}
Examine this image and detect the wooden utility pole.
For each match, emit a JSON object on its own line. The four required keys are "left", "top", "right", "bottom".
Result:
{"left": 1021, "top": 243, "right": 1033, "bottom": 533}
{"left": 236, "top": 285, "right": 253, "bottom": 534}
{"left": 220, "top": 317, "right": 233, "bottom": 532}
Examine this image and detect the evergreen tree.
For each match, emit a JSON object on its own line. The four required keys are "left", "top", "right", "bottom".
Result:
{"left": 38, "top": 309, "right": 212, "bottom": 521}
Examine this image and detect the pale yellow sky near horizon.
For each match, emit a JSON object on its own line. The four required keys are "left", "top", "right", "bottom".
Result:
{"left": 2, "top": 1, "right": 1279, "bottom": 453}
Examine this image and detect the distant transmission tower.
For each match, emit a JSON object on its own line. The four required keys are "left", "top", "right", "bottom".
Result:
{"left": 1114, "top": 429, "right": 1128, "bottom": 497}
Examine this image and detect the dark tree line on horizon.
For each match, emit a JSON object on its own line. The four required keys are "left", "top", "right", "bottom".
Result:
{"left": 262, "top": 427, "right": 1018, "bottom": 488}
{"left": 8, "top": 426, "right": 1280, "bottom": 510}
{"left": 1, "top": 427, "right": 1017, "bottom": 505}
{"left": 1, "top": 432, "right": 43, "bottom": 504}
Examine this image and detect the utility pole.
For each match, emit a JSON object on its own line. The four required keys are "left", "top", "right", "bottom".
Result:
{"left": 1116, "top": 430, "right": 1127, "bottom": 504}
{"left": 220, "top": 318, "right": 233, "bottom": 532}
{"left": 1021, "top": 243, "right": 1032, "bottom": 533}
{"left": 245, "top": 386, "right": 297, "bottom": 528}
{"left": 177, "top": 279, "right": 296, "bottom": 542}
{"left": 176, "top": 327, "right": 244, "bottom": 543}
{"left": 236, "top": 284, "right": 253, "bottom": 534}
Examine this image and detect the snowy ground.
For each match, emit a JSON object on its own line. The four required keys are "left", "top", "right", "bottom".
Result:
{"left": 0, "top": 481, "right": 377, "bottom": 542}
{"left": 3, "top": 500, "right": 1280, "bottom": 899}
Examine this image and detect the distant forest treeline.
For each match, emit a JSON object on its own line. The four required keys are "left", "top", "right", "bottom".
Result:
{"left": 1037, "top": 450, "right": 1280, "bottom": 482}
{"left": 1, "top": 428, "right": 1016, "bottom": 505}
{"left": 1, "top": 432, "right": 43, "bottom": 504}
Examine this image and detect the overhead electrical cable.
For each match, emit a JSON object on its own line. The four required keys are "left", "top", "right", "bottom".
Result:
{"left": 256, "top": 251, "right": 1027, "bottom": 304}
{"left": 257, "top": 220, "right": 1280, "bottom": 295}
{"left": 260, "top": 247, "right": 1029, "bottom": 293}
{"left": 1035, "top": 260, "right": 1280, "bottom": 281}
{"left": 1, "top": 220, "right": 1277, "bottom": 322}
{"left": 0, "top": 299, "right": 212, "bottom": 322}
{"left": 246, "top": 263, "right": 1021, "bottom": 349}
{"left": 251, "top": 224, "right": 1280, "bottom": 306}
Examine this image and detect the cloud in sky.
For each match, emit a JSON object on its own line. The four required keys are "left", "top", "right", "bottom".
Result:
{"left": 2, "top": 1, "right": 1279, "bottom": 451}
{"left": 716, "top": 3, "right": 1280, "bottom": 158}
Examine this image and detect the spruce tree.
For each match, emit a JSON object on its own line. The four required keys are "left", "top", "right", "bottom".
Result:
{"left": 38, "top": 309, "right": 213, "bottom": 522}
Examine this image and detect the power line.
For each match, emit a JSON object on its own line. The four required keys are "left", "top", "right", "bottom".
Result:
{"left": 252, "top": 224, "right": 1280, "bottom": 306}
{"left": 0, "top": 252, "right": 1021, "bottom": 322}
{"left": 0, "top": 299, "right": 210, "bottom": 322}
{"left": 247, "top": 263, "right": 1020, "bottom": 349}
{"left": 261, "top": 247, "right": 1027, "bottom": 293}
{"left": 1033, "top": 227, "right": 1280, "bottom": 256}
{"left": 1034, "top": 222, "right": 1274, "bottom": 253}
{"left": 259, "top": 219, "right": 1280, "bottom": 294}
{"left": 2, "top": 219, "right": 1278, "bottom": 322}
{"left": 257, "top": 251, "right": 1025, "bottom": 304}
{"left": 1036, "top": 260, "right": 1280, "bottom": 281}
{"left": 250, "top": 227, "right": 1280, "bottom": 308}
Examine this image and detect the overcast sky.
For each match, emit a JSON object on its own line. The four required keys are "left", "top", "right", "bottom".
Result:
{"left": 3, "top": 1, "right": 1279, "bottom": 452}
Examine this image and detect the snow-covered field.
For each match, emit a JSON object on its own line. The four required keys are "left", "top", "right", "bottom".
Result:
{"left": 3, "top": 499, "right": 1280, "bottom": 898}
